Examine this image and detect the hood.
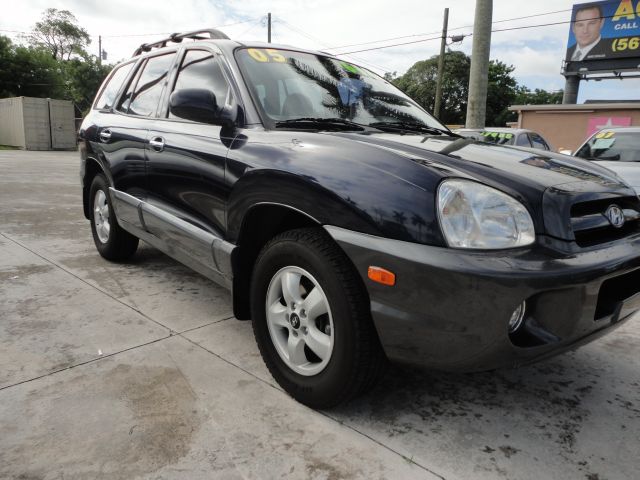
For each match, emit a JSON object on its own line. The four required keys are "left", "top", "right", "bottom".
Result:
{"left": 330, "top": 132, "right": 629, "bottom": 193}
{"left": 322, "top": 132, "right": 638, "bottom": 242}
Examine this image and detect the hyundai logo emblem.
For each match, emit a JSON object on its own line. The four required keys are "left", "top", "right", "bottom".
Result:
{"left": 605, "top": 205, "right": 625, "bottom": 228}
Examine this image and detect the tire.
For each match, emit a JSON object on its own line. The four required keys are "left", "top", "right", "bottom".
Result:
{"left": 251, "top": 228, "right": 385, "bottom": 408}
{"left": 89, "top": 174, "right": 139, "bottom": 261}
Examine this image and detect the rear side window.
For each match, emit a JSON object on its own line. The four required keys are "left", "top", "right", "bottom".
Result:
{"left": 515, "top": 134, "right": 532, "bottom": 147}
{"left": 93, "top": 62, "right": 135, "bottom": 110}
{"left": 123, "top": 53, "right": 176, "bottom": 117}
{"left": 169, "top": 49, "right": 230, "bottom": 119}
{"left": 529, "top": 133, "right": 549, "bottom": 150}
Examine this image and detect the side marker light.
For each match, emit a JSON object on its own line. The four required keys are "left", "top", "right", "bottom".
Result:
{"left": 368, "top": 266, "right": 396, "bottom": 286}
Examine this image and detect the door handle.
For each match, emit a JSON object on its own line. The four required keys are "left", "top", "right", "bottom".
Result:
{"left": 99, "top": 129, "right": 112, "bottom": 142}
{"left": 149, "top": 136, "right": 165, "bottom": 152}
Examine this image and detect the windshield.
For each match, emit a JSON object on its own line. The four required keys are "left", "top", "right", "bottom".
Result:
{"left": 575, "top": 131, "right": 640, "bottom": 162}
{"left": 235, "top": 47, "right": 447, "bottom": 131}
{"left": 481, "top": 131, "right": 515, "bottom": 145}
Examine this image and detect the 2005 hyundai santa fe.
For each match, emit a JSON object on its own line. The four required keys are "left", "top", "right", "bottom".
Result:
{"left": 79, "top": 29, "right": 640, "bottom": 408}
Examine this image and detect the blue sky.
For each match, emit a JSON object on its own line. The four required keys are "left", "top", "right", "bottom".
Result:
{"left": 4, "top": 0, "right": 640, "bottom": 102}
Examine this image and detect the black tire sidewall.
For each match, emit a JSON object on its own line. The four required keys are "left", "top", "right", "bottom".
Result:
{"left": 252, "top": 234, "right": 361, "bottom": 406}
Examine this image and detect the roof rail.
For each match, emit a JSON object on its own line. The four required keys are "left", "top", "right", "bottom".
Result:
{"left": 132, "top": 29, "right": 230, "bottom": 57}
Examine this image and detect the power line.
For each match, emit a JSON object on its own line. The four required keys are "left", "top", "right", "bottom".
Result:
{"left": 328, "top": 8, "right": 572, "bottom": 50}
{"left": 335, "top": 11, "right": 620, "bottom": 55}
{"left": 275, "top": 17, "right": 391, "bottom": 73}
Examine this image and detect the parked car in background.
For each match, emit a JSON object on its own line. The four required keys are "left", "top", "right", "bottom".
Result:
{"left": 452, "top": 127, "right": 553, "bottom": 151}
{"left": 573, "top": 127, "right": 640, "bottom": 193}
{"left": 480, "top": 128, "right": 553, "bottom": 151}
{"left": 452, "top": 128, "right": 484, "bottom": 140}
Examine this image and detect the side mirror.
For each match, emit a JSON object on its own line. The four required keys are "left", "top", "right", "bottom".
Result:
{"left": 169, "top": 88, "right": 237, "bottom": 127}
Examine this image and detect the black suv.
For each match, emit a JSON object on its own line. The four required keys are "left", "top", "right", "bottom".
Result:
{"left": 80, "top": 29, "right": 640, "bottom": 408}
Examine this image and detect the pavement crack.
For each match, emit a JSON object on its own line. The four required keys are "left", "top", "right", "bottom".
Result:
{"left": 0, "top": 335, "right": 172, "bottom": 392}
{"left": 177, "top": 315, "right": 235, "bottom": 335}
{"left": 180, "top": 334, "right": 446, "bottom": 479}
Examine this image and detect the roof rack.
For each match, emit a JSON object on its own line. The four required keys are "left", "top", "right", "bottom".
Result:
{"left": 132, "top": 29, "right": 230, "bottom": 57}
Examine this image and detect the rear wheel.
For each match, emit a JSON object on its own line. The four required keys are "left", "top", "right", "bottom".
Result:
{"left": 89, "top": 174, "right": 138, "bottom": 260}
{"left": 251, "top": 228, "right": 385, "bottom": 408}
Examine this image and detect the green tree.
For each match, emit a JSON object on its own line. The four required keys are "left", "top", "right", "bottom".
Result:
{"left": 393, "top": 50, "right": 520, "bottom": 126}
{"left": 0, "top": 35, "right": 65, "bottom": 99}
{"left": 62, "top": 56, "right": 112, "bottom": 113}
{"left": 0, "top": 35, "right": 14, "bottom": 97}
{"left": 513, "top": 86, "right": 563, "bottom": 106}
{"left": 486, "top": 60, "right": 517, "bottom": 127}
{"left": 393, "top": 50, "right": 471, "bottom": 125}
{"left": 27, "top": 8, "right": 90, "bottom": 61}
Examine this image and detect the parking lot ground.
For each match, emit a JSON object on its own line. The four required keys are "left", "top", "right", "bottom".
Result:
{"left": 0, "top": 150, "right": 639, "bottom": 480}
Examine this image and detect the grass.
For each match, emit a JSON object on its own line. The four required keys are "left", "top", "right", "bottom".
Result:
{"left": 0, "top": 145, "right": 19, "bottom": 150}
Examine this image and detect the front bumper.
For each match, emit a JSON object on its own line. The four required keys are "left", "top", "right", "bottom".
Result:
{"left": 325, "top": 226, "right": 640, "bottom": 371}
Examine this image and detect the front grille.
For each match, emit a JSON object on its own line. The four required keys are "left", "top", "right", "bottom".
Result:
{"left": 571, "top": 196, "right": 640, "bottom": 247}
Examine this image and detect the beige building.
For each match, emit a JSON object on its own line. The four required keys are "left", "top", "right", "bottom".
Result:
{"left": 0, "top": 97, "right": 76, "bottom": 150}
{"left": 509, "top": 103, "right": 640, "bottom": 153}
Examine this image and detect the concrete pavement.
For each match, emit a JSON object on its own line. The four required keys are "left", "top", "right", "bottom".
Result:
{"left": 0, "top": 150, "right": 638, "bottom": 479}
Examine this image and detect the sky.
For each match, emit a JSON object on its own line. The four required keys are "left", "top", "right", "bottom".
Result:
{"left": 3, "top": 0, "right": 640, "bottom": 103}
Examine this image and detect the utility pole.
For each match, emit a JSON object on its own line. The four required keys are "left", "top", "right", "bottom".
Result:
{"left": 465, "top": 0, "right": 493, "bottom": 128}
{"left": 562, "top": 75, "right": 580, "bottom": 104}
{"left": 434, "top": 8, "right": 449, "bottom": 119}
{"left": 98, "top": 35, "right": 102, "bottom": 66}
{"left": 267, "top": 13, "right": 271, "bottom": 43}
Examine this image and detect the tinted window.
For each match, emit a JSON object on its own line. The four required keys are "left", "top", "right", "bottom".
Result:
{"left": 515, "top": 134, "right": 532, "bottom": 147}
{"left": 169, "top": 49, "right": 229, "bottom": 119}
{"left": 575, "top": 131, "right": 640, "bottom": 162}
{"left": 124, "top": 53, "right": 175, "bottom": 117}
{"left": 529, "top": 133, "right": 549, "bottom": 150}
{"left": 235, "top": 47, "right": 447, "bottom": 130}
{"left": 93, "top": 62, "right": 135, "bottom": 110}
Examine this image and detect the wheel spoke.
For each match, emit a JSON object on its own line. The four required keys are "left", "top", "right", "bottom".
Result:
{"left": 305, "top": 326, "right": 331, "bottom": 361}
{"left": 301, "top": 287, "right": 327, "bottom": 320}
{"left": 103, "top": 222, "right": 110, "bottom": 237}
{"left": 267, "top": 299, "right": 289, "bottom": 328}
{"left": 287, "top": 334, "right": 308, "bottom": 366}
{"left": 281, "top": 271, "right": 302, "bottom": 306}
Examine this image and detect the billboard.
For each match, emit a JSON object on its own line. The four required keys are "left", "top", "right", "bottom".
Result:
{"left": 565, "top": 0, "right": 640, "bottom": 73}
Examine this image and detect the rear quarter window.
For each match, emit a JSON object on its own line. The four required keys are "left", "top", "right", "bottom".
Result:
{"left": 93, "top": 62, "right": 135, "bottom": 110}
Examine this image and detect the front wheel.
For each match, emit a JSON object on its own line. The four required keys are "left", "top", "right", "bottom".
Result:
{"left": 251, "top": 228, "right": 385, "bottom": 408}
{"left": 89, "top": 174, "right": 138, "bottom": 261}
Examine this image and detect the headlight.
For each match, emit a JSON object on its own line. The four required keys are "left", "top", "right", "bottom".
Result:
{"left": 437, "top": 179, "right": 535, "bottom": 249}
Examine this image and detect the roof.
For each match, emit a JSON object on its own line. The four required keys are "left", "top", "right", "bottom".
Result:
{"left": 509, "top": 103, "right": 640, "bottom": 112}
{"left": 593, "top": 126, "right": 640, "bottom": 133}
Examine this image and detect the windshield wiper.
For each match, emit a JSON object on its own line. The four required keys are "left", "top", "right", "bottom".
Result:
{"left": 369, "top": 121, "right": 457, "bottom": 137}
{"left": 275, "top": 117, "right": 366, "bottom": 131}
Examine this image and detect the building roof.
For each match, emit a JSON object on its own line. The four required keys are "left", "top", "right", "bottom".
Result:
{"left": 509, "top": 103, "right": 640, "bottom": 112}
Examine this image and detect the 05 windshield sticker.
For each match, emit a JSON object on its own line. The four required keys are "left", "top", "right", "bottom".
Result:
{"left": 246, "top": 48, "right": 287, "bottom": 63}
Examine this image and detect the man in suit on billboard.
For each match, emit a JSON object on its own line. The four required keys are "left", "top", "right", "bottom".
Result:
{"left": 566, "top": 4, "right": 608, "bottom": 62}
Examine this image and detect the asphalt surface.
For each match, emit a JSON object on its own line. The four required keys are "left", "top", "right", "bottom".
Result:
{"left": 1, "top": 149, "right": 638, "bottom": 480}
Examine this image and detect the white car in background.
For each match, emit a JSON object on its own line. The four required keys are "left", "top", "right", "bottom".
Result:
{"left": 453, "top": 127, "right": 554, "bottom": 151}
{"left": 573, "top": 127, "right": 640, "bottom": 193}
